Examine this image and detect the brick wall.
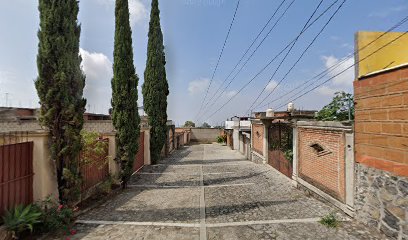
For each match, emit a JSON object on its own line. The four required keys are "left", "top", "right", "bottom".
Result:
{"left": 252, "top": 124, "right": 264, "bottom": 155}
{"left": 354, "top": 65, "right": 408, "bottom": 176}
{"left": 297, "top": 125, "right": 348, "bottom": 202}
{"left": 354, "top": 65, "right": 408, "bottom": 239}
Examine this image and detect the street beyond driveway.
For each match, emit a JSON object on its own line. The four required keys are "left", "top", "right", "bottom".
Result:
{"left": 72, "top": 144, "right": 387, "bottom": 240}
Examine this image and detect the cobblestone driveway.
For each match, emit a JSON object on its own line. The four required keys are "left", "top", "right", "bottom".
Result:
{"left": 72, "top": 144, "right": 387, "bottom": 240}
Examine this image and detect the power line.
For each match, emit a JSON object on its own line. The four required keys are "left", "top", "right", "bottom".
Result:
{"left": 260, "top": 15, "right": 408, "bottom": 110}
{"left": 199, "top": 0, "right": 289, "bottom": 114}
{"left": 202, "top": 0, "right": 344, "bottom": 121}
{"left": 251, "top": 0, "right": 346, "bottom": 112}
{"left": 273, "top": 31, "right": 408, "bottom": 110}
{"left": 195, "top": 0, "right": 241, "bottom": 120}
{"left": 246, "top": 0, "right": 326, "bottom": 112}
{"left": 197, "top": 0, "right": 297, "bottom": 120}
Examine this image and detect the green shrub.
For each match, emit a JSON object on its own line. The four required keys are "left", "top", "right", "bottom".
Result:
{"left": 97, "top": 177, "right": 114, "bottom": 194}
{"left": 34, "top": 197, "right": 74, "bottom": 234}
{"left": 2, "top": 204, "right": 42, "bottom": 239}
{"left": 284, "top": 149, "right": 293, "bottom": 163}
{"left": 319, "top": 213, "right": 339, "bottom": 228}
{"left": 216, "top": 135, "right": 227, "bottom": 144}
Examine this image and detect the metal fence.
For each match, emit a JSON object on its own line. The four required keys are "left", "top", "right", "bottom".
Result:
{"left": 268, "top": 122, "right": 293, "bottom": 178}
{"left": 0, "top": 132, "right": 34, "bottom": 216}
{"left": 133, "top": 134, "right": 145, "bottom": 173}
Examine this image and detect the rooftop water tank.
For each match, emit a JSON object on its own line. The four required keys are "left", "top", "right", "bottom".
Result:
{"left": 287, "top": 102, "right": 295, "bottom": 113}
{"left": 266, "top": 108, "right": 274, "bottom": 117}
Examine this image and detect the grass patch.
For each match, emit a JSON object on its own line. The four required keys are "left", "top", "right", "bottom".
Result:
{"left": 319, "top": 213, "right": 339, "bottom": 228}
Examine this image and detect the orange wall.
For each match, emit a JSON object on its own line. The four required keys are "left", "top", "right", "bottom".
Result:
{"left": 252, "top": 124, "right": 264, "bottom": 155}
{"left": 354, "top": 66, "right": 408, "bottom": 176}
{"left": 298, "top": 128, "right": 346, "bottom": 202}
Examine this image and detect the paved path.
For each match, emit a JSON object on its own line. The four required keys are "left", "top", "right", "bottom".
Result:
{"left": 72, "top": 144, "right": 387, "bottom": 240}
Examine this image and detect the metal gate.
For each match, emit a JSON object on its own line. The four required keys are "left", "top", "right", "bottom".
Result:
{"left": 268, "top": 122, "right": 293, "bottom": 178}
{"left": 0, "top": 141, "right": 34, "bottom": 216}
{"left": 133, "top": 133, "right": 144, "bottom": 172}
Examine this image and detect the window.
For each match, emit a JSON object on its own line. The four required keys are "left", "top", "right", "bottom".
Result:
{"left": 309, "top": 143, "right": 331, "bottom": 157}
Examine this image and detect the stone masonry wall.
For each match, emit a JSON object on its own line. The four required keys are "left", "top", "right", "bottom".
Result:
{"left": 0, "top": 120, "right": 42, "bottom": 132}
{"left": 355, "top": 164, "right": 407, "bottom": 239}
{"left": 83, "top": 121, "right": 115, "bottom": 133}
{"left": 189, "top": 128, "right": 221, "bottom": 142}
{"left": 0, "top": 120, "right": 115, "bottom": 133}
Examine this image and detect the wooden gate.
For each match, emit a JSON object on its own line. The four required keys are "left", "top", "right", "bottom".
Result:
{"left": 268, "top": 122, "right": 293, "bottom": 178}
{"left": 133, "top": 133, "right": 144, "bottom": 172}
{"left": 0, "top": 142, "right": 34, "bottom": 216}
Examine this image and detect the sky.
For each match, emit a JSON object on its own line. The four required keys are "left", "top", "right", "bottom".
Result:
{"left": 0, "top": 0, "right": 407, "bottom": 126}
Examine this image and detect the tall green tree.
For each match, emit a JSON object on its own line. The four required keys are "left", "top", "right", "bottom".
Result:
{"left": 143, "top": 0, "right": 169, "bottom": 164}
{"left": 36, "top": 0, "right": 86, "bottom": 203}
{"left": 111, "top": 0, "right": 141, "bottom": 187}
{"left": 183, "top": 121, "right": 195, "bottom": 128}
{"left": 316, "top": 91, "right": 354, "bottom": 121}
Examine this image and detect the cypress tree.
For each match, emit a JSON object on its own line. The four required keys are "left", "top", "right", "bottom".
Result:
{"left": 111, "top": 0, "right": 141, "bottom": 187}
{"left": 143, "top": 0, "right": 169, "bottom": 164}
{"left": 36, "top": 0, "right": 86, "bottom": 203}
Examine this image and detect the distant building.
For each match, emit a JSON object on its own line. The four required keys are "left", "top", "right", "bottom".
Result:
{"left": 0, "top": 107, "right": 39, "bottom": 121}
{"left": 83, "top": 112, "right": 111, "bottom": 121}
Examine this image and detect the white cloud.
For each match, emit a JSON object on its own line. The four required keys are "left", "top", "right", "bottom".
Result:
{"left": 225, "top": 90, "right": 237, "bottom": 98}
{"left": 80, "top": 48, "right": 113, "bottom": 113}
{"left": 313, "top": 55, "right": 354, "bottom": 97}
{"left": 322, "top": 55, "right": 354, "bottom": 87}
{"left": 369, "top": 6, "right": 407, "bottom": 18}
{"left": 315, "top": 86, "right": 338, "bottom": 96}
{"left": 265, "top": 80, "right": 278, "bottom": 92}
{"left": 95, "top": 0, "right": 147, "bottom": 26}
{"left": 129, "top": 0, "right": 148, "bottom": 26}
{"left": 188, "top": 78, "right": 209, "bottom": 95}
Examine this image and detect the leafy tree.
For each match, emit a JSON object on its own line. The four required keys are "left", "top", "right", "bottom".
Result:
{"left": 36, "top": 0, "right": 86, "bottom": 203}
{"left": 316, "top": 91, "right": 354, "bottom": 121}
{"left": 143, "top": 0, "right": 169, "bottom": 164}
{"left": 111, "top": 0, "right": 141, "bottom": 187}
{"left": 183, "top": 120, "right": 195, "bottom": 127}
{"left": 201, "top": 122, "right": 211, "bottom": 128}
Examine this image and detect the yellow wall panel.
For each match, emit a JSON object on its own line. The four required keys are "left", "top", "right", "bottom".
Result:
{"left": 355, "top": 31, "right": 408, "bottom": 78}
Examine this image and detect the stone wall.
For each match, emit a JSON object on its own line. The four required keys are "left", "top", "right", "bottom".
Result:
{"left": 0, "top": 120, "right": 42, "bottom": 132}
{"left": 0, "top": 120, "right": 115, "bottom": 133}
{"left": 355, "top": 164, "right": 407, "bottom": 239}
{"left": 189, "top": 128, "right": 221, "bottom": 143}
{"left": 83, "top": 120, "right": 115, "bottom": 133}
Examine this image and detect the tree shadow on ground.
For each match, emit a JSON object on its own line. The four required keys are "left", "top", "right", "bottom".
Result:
{"left": 128, "top": 170, "right": 269, "bottom": 187}
{"left": 79, "top": 186, "right": 298, "bottom": 223}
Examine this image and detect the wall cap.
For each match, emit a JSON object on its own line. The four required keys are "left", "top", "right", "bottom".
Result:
{"left": 296, "top": 121, "right": 353, "bottom": 130}
{"left": 358, "top": 62, "right": 408, "bottom": 80}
